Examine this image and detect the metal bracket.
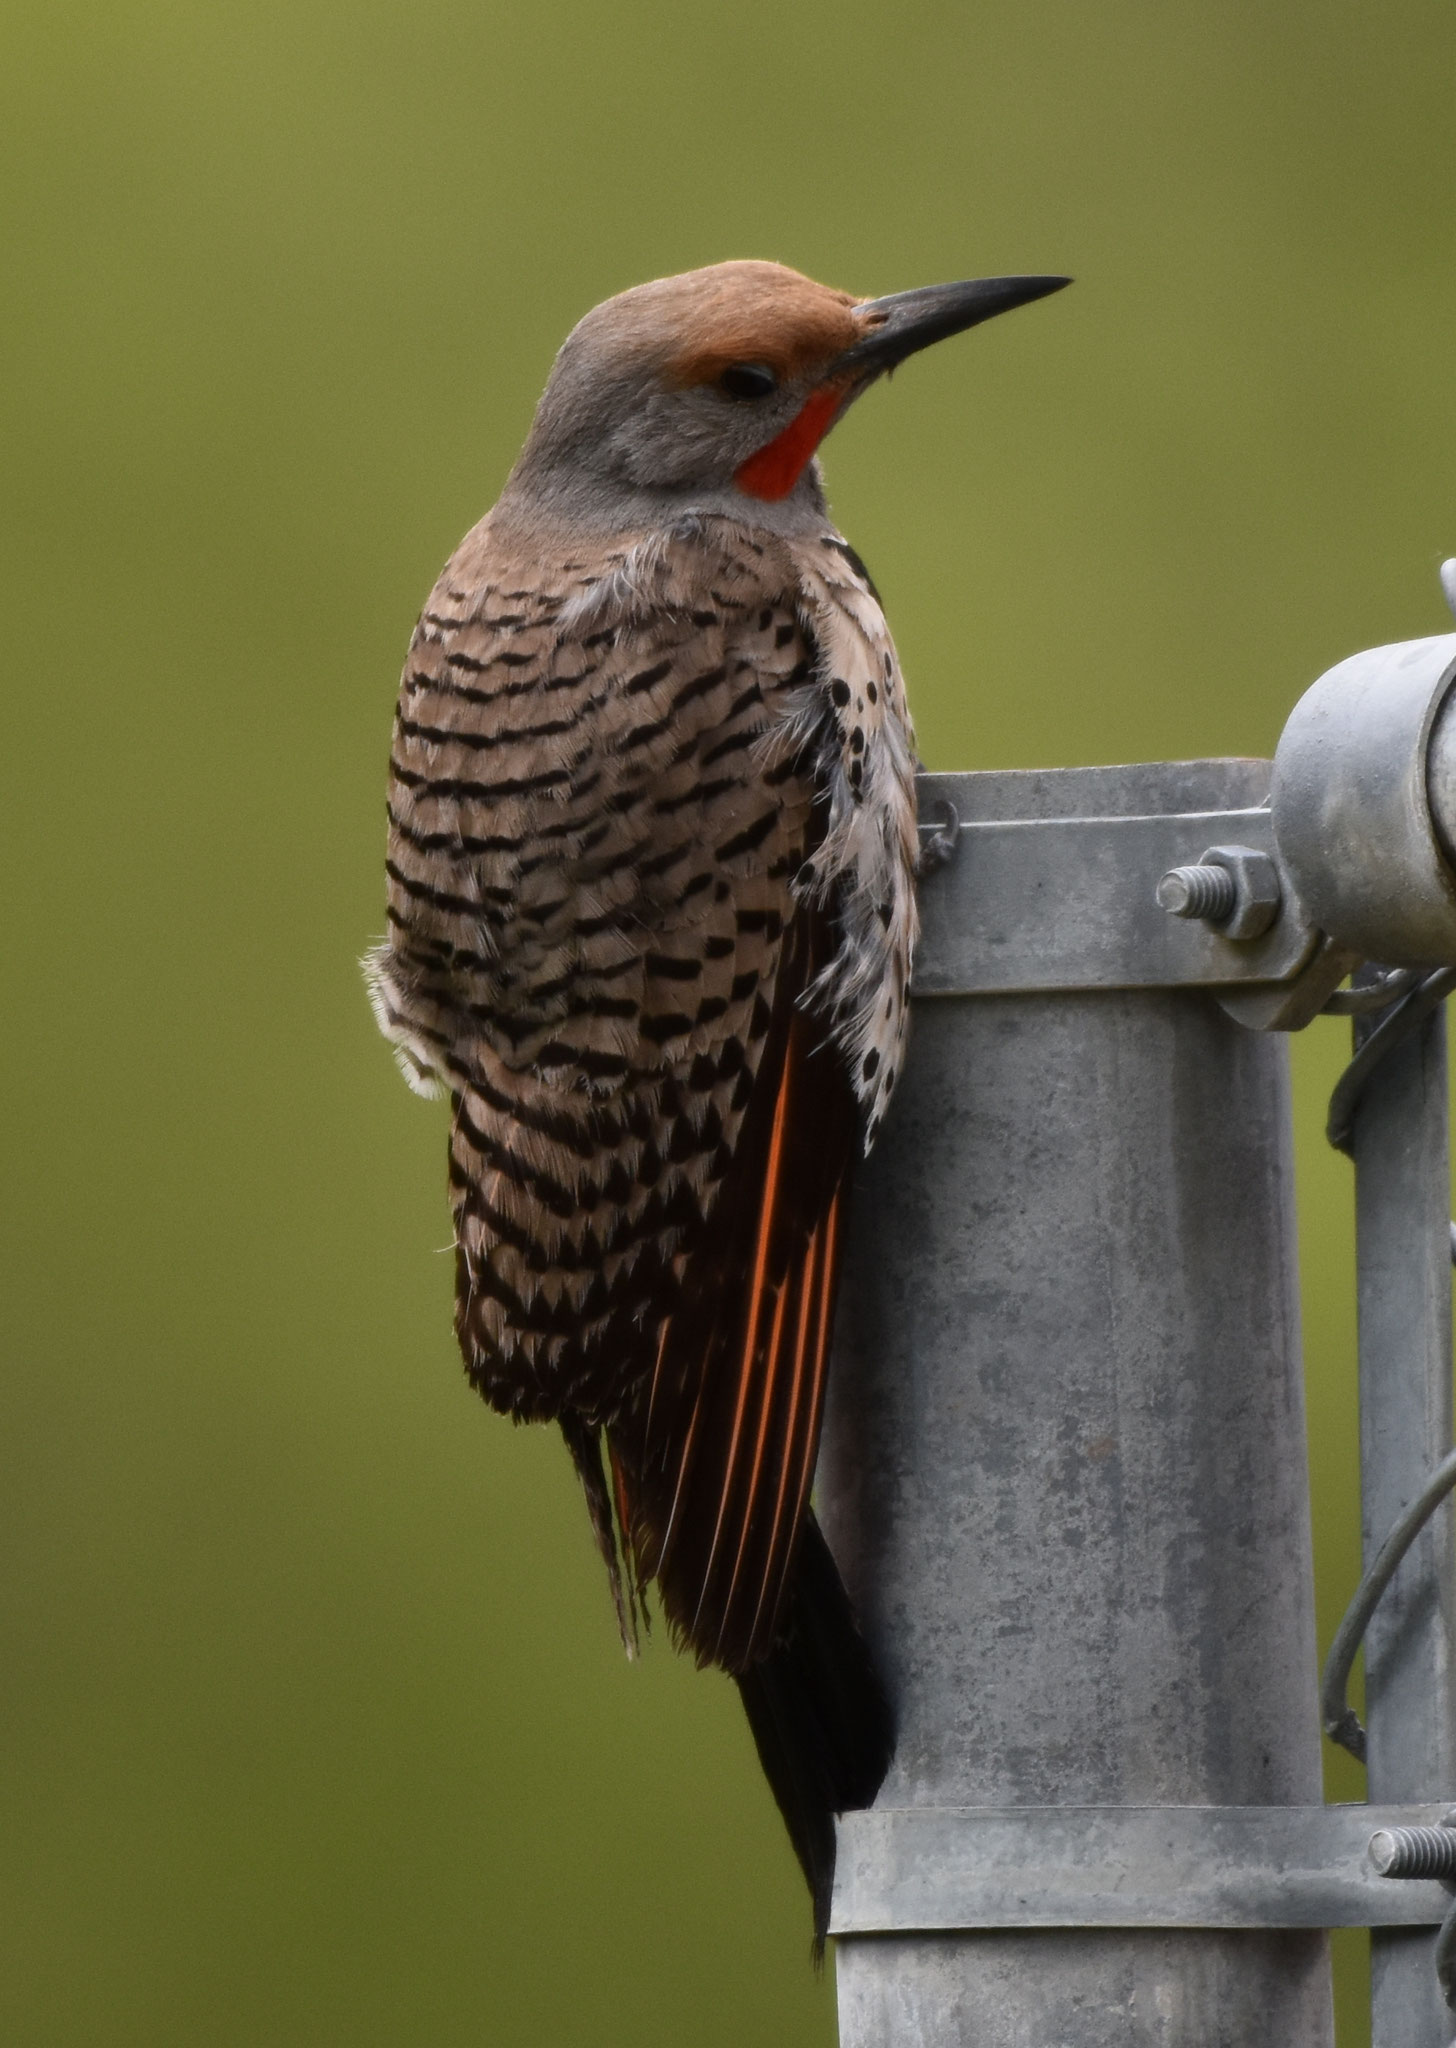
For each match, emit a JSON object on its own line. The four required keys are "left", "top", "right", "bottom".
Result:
{"left": 913, "top": 769, "right": 1324, "bottom": 998}
{"left": 831, "top": 1804, "right": 1456, "bottom": 1936}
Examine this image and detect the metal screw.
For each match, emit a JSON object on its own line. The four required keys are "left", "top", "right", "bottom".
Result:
{"left": 1369, "top": 1824, "right": 1456, "bottom": 1879}
{"left": 1155, "top": 844, "right": 1282, "bottom": 941}
{"left": 1157, "top": 864, "right": 1237, "bottom": 922}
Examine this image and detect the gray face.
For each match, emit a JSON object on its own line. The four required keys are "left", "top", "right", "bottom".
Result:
{"left": 511, "top": 322, "right": 853, "bottom": 503}
{"left": 592, "top": 369, "right": 836, "bottom": 493}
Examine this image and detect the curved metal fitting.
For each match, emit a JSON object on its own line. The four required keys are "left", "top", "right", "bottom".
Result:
{"left": 1324, "top": 967, "right": 1456, "bottom": 1155}
{"left": 1155, "top": 844, "right": 1281, "bottom": 941}
{"left": 1322, "top": 967, "right": 1422, "bottom": 1017}
{"left": 1271, "top": 622, "right": 1456, "bottom": 966}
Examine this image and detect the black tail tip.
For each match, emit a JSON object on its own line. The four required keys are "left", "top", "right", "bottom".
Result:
{"left": 734, "top": 1517, "right": 893, "bottom": 1948}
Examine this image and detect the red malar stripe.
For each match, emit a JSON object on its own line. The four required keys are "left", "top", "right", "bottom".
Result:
{"left": 735, "top": 384, "right": 847, "bottom": 502}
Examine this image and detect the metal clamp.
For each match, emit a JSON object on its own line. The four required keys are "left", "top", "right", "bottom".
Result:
{"left": 910, "top": 767, "right": 1323, "bottom": 999}
{"left": 831, "top": 1805, "right": 1456, "bottom": 1936}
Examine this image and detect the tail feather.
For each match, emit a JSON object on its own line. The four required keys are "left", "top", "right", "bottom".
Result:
{"left": 733, "top": 1513, "right": 893, "bottom": 1951}
{"left": 559, "top": 1413, "right": 641, "bottom": 1654}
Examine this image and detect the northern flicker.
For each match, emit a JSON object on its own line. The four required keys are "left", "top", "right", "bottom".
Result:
{"left": 365, "top": 259, "right": 1067, "bottom": 1937}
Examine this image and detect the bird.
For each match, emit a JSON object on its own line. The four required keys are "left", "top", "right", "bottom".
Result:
{"left": 364, "top": 258, "right": 1068, "bottom": 1942}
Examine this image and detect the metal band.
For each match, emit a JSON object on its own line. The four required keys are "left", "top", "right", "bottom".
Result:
{"left": 912, "top": 768, "right": 1319, "bottom": 997}
{"left": 831, "top": 1805, "right": 1456, "bottom": 1935}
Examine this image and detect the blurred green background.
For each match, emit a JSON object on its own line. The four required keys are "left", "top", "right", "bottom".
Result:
{"left": 2, "top": 1, "right": 1452, "bottom": 2041}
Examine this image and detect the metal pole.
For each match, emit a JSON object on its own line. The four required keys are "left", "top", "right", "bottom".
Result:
{"left": 819, "top": 761, "right": 1333, "bottom": 2045}
{"left": 1354, "top": 1002, "right": 1456, "bottom": 2047}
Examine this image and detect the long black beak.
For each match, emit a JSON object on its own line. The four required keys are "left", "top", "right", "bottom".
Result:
{"left": 832, "top": 274, "right": 1071, "bottom": 378}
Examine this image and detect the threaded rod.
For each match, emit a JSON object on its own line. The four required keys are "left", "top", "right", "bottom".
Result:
{"left": 1368, "top": 1825, "right": 1456, "bottom": 1879}
{"left": 1156, "top": 863, "right": 1237, "bottom": 922}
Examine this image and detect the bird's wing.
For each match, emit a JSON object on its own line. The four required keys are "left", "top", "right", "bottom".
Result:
{"left": 624, "top": 895, "right": 859, "bottom": 1671}
{"left": 367, "top": 509, "right": 909, "bottom": 1670}
{"left": 620, "top": 528, "right": 919, "bottom": 1671}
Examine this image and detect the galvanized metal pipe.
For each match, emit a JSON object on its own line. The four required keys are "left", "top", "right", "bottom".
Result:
{"left": 1352, "top": 1002, "right": 1456, "bottom": 2047}
{"left": 819, "top": 761, "right": 1333, "bottom": 2045}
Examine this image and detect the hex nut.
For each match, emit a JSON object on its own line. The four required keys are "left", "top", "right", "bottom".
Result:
{"left": 1200, "top": 845, "right": 1283, "bottom": 941}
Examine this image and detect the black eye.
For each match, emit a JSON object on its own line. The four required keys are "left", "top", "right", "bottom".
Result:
{"left": 719, "top": 363, "right": 778, "bottom": 400}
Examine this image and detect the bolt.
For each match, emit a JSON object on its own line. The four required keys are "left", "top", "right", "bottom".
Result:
{"left": 1369, "top": 1824, "right": 1456, "bottom": 1879}
{"left": 1157, "top": 864, "right": 1237, "bottom": 922}
{"left": 1155, "top": 844, "right": 1282, "bottom": 942}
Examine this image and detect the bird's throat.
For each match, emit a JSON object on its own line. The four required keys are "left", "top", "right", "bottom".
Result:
{"left": 735, "top": 385, "right": 848, "bottom": 502}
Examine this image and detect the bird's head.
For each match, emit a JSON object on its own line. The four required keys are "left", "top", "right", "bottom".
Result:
{"left": 505, "top": 259, "right": 1069, "bottom": 526}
